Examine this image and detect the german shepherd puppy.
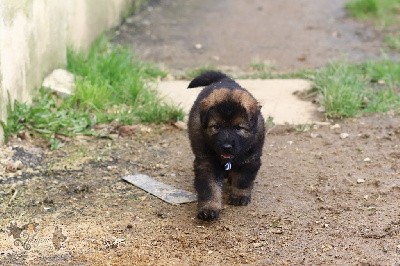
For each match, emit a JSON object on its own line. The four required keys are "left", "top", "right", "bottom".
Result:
{"left": 187, "top": 71, "right": 265, "bottom": 221}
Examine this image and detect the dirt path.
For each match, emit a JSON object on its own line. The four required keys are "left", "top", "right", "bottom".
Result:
{"left": 1, "top": 117, "right": 400, "bottom": 265}
{"left": 114, "top": 0, "right": 391, "bottom": 72}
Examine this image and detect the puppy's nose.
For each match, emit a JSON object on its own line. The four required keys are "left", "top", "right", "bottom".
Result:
{"left": 222, "top": 143, "right": 233, "bottom": 152}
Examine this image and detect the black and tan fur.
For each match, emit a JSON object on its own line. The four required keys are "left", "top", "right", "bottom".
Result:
{"left": 187, "top": 71, "right": 265, "bottom": 221}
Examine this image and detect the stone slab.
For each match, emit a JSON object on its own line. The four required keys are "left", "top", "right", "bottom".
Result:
{"left": 156, "top": 79, "right": 321, "bottom": 125}
{"left": 122, "top": 174, "right": 197, "bottom": 205}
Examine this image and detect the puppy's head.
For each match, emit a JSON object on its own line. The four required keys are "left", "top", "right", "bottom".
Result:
{"left": 199, "top": 88, "right": 261, "bottom": 160}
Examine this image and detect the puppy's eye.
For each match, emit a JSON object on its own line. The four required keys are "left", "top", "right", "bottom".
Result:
{"left": 235, "top": 125, "right": 248, "bottom": 132}
{"left": 209, "top": 125, "right": 220, "bottom": 131}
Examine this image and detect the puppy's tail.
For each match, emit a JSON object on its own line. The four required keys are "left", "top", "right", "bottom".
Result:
{"left": 187, "top": 71, "right": 230, "bottom": 88}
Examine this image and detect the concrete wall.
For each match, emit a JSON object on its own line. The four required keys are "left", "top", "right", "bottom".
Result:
{"left": 0, "top": 0, "right": 145, "bottom": 143}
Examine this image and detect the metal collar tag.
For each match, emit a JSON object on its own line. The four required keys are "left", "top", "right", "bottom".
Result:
{"left": 224, "top": 162, "right": 232, "bottom": 171}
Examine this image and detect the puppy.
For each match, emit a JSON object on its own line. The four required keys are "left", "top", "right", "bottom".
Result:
{"left": 187, "top": 71, "right": 265, "bottom": 221}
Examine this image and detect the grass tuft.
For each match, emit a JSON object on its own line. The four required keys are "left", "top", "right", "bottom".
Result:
{"left": 313, "top": 60, "right": 400, "bottom": 118}
{"left": 67, "top": 37, "right": 183, "bottom": 124}
{"left": 66, "top": 37, "right": 184, "bottom": 124}
{"left": 346, "top": 0, "right": 400, "bottom": 26}
{"left": 183, "top": 65, "right": 220, "bottom": 80}
{"left": 3, "top": 90, "right": 94, "bottom": 148}
{"left": 346, "top": 0, "right": 378, "bottom": 17}
{"left": 385, "top": 33, "right": 400, "bottom": 51}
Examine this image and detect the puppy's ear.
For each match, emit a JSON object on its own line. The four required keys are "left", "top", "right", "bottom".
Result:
{"left": 200, "top": 109, "right": 209, "bottom": 129}
{"left": 247, "top": 101, "right": 261, "bottom": 119}
{"left": 248, "top": 104, "right": 262, "bottom": 129}
{"left": 199, "top": 98, "right": 216, "bottom": 129}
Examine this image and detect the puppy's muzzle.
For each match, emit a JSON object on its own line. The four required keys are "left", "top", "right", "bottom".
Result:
{"left": 221, "top": 143, "right": 234, "bottom": 159}
{"left": 222, "top": 143, "right": 233, "bottom": 153}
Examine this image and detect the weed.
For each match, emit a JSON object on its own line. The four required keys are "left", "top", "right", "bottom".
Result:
{"left": 265, "top": 116, "right": 276, "bottom": 134}
{"left": 385, "top": 33, "right": 400, "bottom": 51}
{"left": 246, "top": 60, "right": 276, "bottom": 79}
{"left": 241, "top": 61, "right": 316, "bottom": 79}
{"left": 294, "top": 124, "right": 312, "bottom": 133}
{"left": 346, "top": 0, "right": 378, "bottom": 17}
{"left": 183, "top": 65, "right": 220, "bottom": 80}
{"left": 265, "top": 116, "right": 275, "bottom": 128}
{"left": 250, "top": 60, "right": 275, "bottom": 72}
{"left": 346, "top": 0, "right": 400, "bottom": 26}
{"left": 3, "top": 89, "right": 94, "bottom": 145}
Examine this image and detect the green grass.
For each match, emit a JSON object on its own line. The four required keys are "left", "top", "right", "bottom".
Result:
{"left": 311, "top": 60, "right": 400, "bottom": 118}
{"left": 66, "top": 37, "right": 183, "bottom": 124}
{"left": 346, "top": 0, "right": 400, "bottom": 51}
{"left": 246, "top": 60, "right": 276, "bottom": 79}
{"left": 2, "top": 90, "right": 94, "bottom": 149}
{"left": 385, "top": 33, "right": 400, "bottom": 51}
{"left": 183, "top": 65, "right": 220, "bottom": 80}
{"left": 240, "top": 61, "right": 317, "bottom": 80}
{"left": 250, "top": 60, "right": 275, "bottom": 73}
{"left": 2, "top": 37, "right": 183, "bottom": 148}
{"left": 346, "top": 0, "right": 400, "bottom": 26}
{"left": 180, "top": 60, "right": 400, "bottom": 119}
{"left": 346, "top": 0, "right": 379, "bottom": 17}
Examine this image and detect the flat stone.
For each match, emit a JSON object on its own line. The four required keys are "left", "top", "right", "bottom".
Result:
{"left": 156, "top": 79, "right": 321, "bottom": 125}
{"left": 122, "top": 174, "right": 197, "bottom": 204}
{"left": 42, "top": 69, "right": 75, "bottom": 97}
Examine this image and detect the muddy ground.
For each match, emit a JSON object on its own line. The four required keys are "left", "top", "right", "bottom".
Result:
{"left": 2, "top": 0, "right": 400, "bottom": 265}
{"left": 1, "top": 116, "right": 400, "bottom": 265}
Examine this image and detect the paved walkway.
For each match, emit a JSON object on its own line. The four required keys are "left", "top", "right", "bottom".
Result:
{"left": 157, "top": 79, "right": 322, "bottom": 125}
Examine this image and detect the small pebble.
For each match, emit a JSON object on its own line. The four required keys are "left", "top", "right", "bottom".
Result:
{"left": 310, "top": 133, "right": 320, "bottom": 139}
{"left": 194, "top": 43, "right": 203, "bottom": 50}
{"left": 173, "top": 121, "right": 187, "bottom": 130}
{"left": 314, "top": 122, "right": 330, "bottom": 126}
{"left": 340, "top": 133, "right": 349, "bottom": 139}
{"left": 363, "top": 158, "right": 371, "bottom": 162}
{"left": 357, "top": 178, "right": 365, "bottom": 184}
{"left": 141, "top": 20, "right": 151, "bottom": 26}
{"left": 253, "top": 242, "right": 263, "bottom": 248}
{"left": 125, "top": 17, "right": 135, "bottom": 24}
{"left": 270, "top": 228, "right": 283, "bottom": 234}
{"left": 330, "top": 124, "right": 341, "bottom": 130}
{"left": 6, "top": 160, "right": 24, "bottom": 173}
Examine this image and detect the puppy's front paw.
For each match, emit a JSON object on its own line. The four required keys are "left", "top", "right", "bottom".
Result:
{"left": 229, "top": 196, "right": 251, "bottom": 206}
{"left": 197, "top": 209, "right": 220, "bottom": 221}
